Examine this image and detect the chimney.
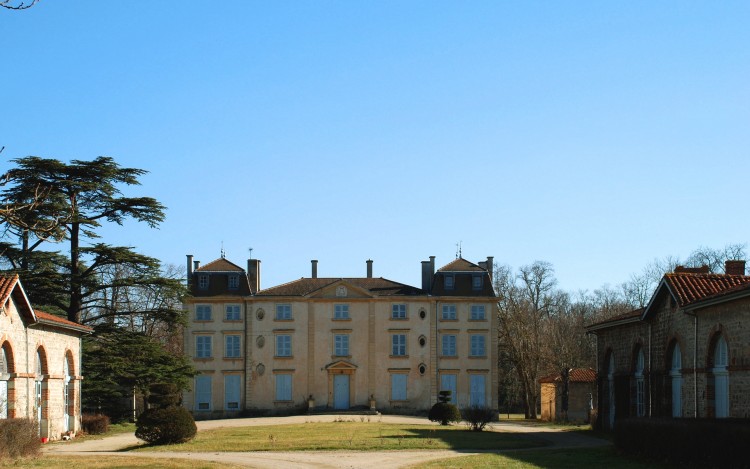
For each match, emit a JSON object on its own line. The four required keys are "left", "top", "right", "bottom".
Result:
{"left": 194, "top": 260, "right": 200, "bottom": 271}
{"left": 486, "top": 256, "right": 494, "bottom": 281}
{"left": 248, "top": 259, "right": 261, "bottom": 292}
{"left": 366, "top": 259, "right": 373, "bottom": 278}
{"left": 186, "top": 254, "right": 194, "bottom": 287}
{"left": 422, "top": 256, "right": 436, "bottom": 293}
{"left": 725, "top": 260, "right": 746, "bottom": 276}
{"left": 311, "top": 260, "right": 318, "bottom": 278}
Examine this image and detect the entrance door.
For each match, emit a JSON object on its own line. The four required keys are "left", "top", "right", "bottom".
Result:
{"left": 333, "top": 374, "right": 350, "bottom": 410}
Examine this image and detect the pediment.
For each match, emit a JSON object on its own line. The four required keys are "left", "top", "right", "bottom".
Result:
{"left": 309, "top": 279, "right": 373, "bottom": 299}
{"left": 325, "top": 360, "right": 358, "bottom": 371}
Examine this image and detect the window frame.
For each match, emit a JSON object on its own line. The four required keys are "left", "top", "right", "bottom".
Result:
{"left": 472, "top": 275, "right": 483, "bottom": 290}
{"left": 334, "top": 304, "right": 349, "bottom": 320}
{"left": 441, "top": 334, "right": 457, "bottom": 357}
{"left": 196, "top": 304, "right": 212, "bottom": 321}
{"left": 224, "top": 374, "right": 241, "bottom": 410}
{"left": 225, "top": 304, "right": 241, "bottom": 321}
{"left": 470, "top": 334, "right": 486, "bottom": 357}
{"left": 275, "top": 304, "right": 292, "bottom": 320}
{"left": 228, "top": 274, "right": 239, "bottom": 290}
{"left": 390, "top": 373, "right": 407, "bottom": 401}
{"left": 391, "top": 304, "right": 407, "bottom": 320}
{"left": 444, "top": 275, "right": 454, "bottom": 290}
{"left": 441, "top": 304, "right": 457, "bottom": 320}
{"left": 195, "top": 375, "right": 212, "bottom": 411}
{"left": 275, "top": 374, "right": 293, "bottom": 402}
{"left": 334, "top": 334, "right": 350, "bottom": 357}
{"left": 391, "top": 334, "right": 407, "bottom": 357}
{"left": 470, "top": 305, "right": 486, "bottom": 320}
{"left": 195, "top": 335, "right": 212, "bottom": 358}
{"left": 275, "top": 334, "right": 292, "bottom": 357}
{"left": 198, "top": 274, "right": 209, "bottom": 290}
{"left": 225, "top": 334, "right": 241, "bottom": 358}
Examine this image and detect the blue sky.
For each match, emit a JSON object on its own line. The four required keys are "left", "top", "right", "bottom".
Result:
{"left": 2, "top": 1, "right": 749, "bottom": 292}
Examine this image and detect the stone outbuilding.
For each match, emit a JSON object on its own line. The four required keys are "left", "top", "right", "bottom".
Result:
{"left": 587, "top": 261, "right": 750, "bottom": 429}
{"left": 540, "top": 368, "right": 596, "bottom": 423}
{"left": 0, "top": 275, "right": 92, "bottom": 439}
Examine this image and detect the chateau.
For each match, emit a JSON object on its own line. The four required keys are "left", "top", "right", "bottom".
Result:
{"left": 183, "top": 254, "right": 497, "bottom": 416}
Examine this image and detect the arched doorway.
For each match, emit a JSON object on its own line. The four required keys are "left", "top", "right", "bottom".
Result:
{"left": 63, "top": 352, "right": 75, "bottom": 432}
{"left": 669, "top": 342, "right": 682, "bottom": 417}
{"left": 711, "top": 335, "right": 729, "bottom": 418}
{"left": 35, "top": 347, "right": 48, "bottom": 435}
{"left": 0, "top": 343, "right": 11, "bottom": 419}
{"left": 606, "top": 352, "right": 615, "bottom": 429}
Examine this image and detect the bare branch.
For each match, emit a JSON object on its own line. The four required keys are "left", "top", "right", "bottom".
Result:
{"left": 0, "top": 0, "right": 39, "bottom": 10}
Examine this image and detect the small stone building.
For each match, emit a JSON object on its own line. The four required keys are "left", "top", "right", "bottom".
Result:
{"left": 0, "top": 275, "right": 92, "bottom": 439}
{"left": 587, "top": 261, "right": 750, "bottom": 429}
{"left": 540, "top": 368, "right": 596, "bottom": 422}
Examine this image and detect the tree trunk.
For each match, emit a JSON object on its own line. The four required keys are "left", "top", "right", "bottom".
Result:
{"left": 69, "top": 221, "right": 81, "bottom": 323}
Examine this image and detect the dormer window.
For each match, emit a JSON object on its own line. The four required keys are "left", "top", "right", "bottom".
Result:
{"left": 198, "top": 274, "right": 209, "bottom": 290}
{"left": 472, "top": 275, "right": 483, "bottom": 290}
{"left": 228, "top": 275, "right": 239, "bottom": 290}
{"left": 444, "top": 275, "right": 454, "bottom": 290}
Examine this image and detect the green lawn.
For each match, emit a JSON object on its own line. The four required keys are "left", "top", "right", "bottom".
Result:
{"left": 411, "top": 447, "right": 665, "bottom": 469}
{"left": 0, "top": 455, "right": 241, "bottom": 469}
{"left": 136, "top": 422, "right": 549, "bottom": 452}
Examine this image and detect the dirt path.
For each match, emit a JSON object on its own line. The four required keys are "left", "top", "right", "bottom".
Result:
{"left": 44, "top": 415, "right": 610, "bottom": 468}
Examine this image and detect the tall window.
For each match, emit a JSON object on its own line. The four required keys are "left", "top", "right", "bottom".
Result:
{"left": 441, "top": 335, "right": 457, "bottom": 357}
{"left": 392, "top": 304, "right": 406, "bottom": 319}
{"left": 391, "top": 374, "right": 407, "bottom": 401}
{"left": 334, "top": 304, "right": 349, "bottom": 320}
{"left": 470, "top": 305, "right": 486, "bottom": 320}
{"left": 198, "top": 274, "right": 209, "bottom": 289}
{"left": 275, "top": 374, "right": 292, "bottom": 401}
{"left": 334, "top": 334, "right": 349, "bottom": 356}
{"left": 392, "top": 334, "right": 406, "bottom": 356}
{"left": 440, "top": 374, "right": 457, "bottom": 403}
{"left": 470, "top": 374, "right": 486, "bottom": 407}
{"left": 196, "top": 336, "right": 212, "bottom": 358}
{"left": 670, "top": 342, "right": 682, "bottom": 418}
{"left": 441, "top": 305, "right": 456, "bottom": 320}
{"left": 228, "top": 275, "right": 239, "bottom": 290}
{"left": 224, "top": 375, "right": 241, "bottom": 410}
{"left": 472, "top": 275, "right": 482, "bottom": 290}
{"left": 444, "top": 275, "right": 454, "bottom": 290}
{"left": 276, "top": 335, "right": 292, "bottom": 357}
{"left": 195, "top": 376, "right": 212, "bottom": 411}
{"left": 275, "top": 304, "right": 292, "bottom": 320}
{"left": 635, "top": 348, "right": 645, "bottom": 417}
{"left": 225, "top": 335, "right": 241, "bottom": 358}
{"left": 196, "top": 305, "right": 212, "bottom": 321}
{"left": 712, "top": 335, "right": 729, "bottom": 418}
{"left": 225, "top": 305, "right": 241, "bottom": 321}
{"left": 470, "top": 335, "right": 486, "bottom": 357}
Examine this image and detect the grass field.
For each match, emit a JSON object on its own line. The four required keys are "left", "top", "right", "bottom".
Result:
{"left": 0, "top": 456, "right": 241, "bottom": 469}
{"left": 136, "top": 421, "right": 549, "bottom": 452}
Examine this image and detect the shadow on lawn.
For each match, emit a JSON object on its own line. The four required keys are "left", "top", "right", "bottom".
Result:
{"left": 389, "top": 427, "right": 552, "bottom": 451}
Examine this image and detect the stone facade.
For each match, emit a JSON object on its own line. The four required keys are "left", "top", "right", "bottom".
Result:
{"left": 587, "top": 262, "right": 750, "bottom": 429}
{"left": 540, "top": 368, "right": 596, "bottom": 423}
{"left": 0, "top": 275, "right": 91, "bottom": 439}
{"left": 183, "top": 255, "right": 498, "bottom": 417}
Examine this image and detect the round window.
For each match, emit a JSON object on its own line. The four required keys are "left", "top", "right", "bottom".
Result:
{"left": 418, "top": 335, "right": 426, "bottom": 347}
{"left": 419, "top": 309, "right": 426, "bottom": 319}
{"left": 256, "top": 308, "right": 265, "bottom": 320}
{"left": 418, "top": 364, "right": 427, "bottom": 375}
{"left": 256, "top": 335, "right": 265, "bottom": 348}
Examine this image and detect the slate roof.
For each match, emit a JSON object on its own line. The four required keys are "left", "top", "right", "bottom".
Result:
{"left": 663, "top": 272, "right": 750, "bottom": 307}
{"left": 540, "top": 368, "right": 597, "bottom": 384}
{"left": 437, "top": 258, "right": 486, "bottom": 272}
{"left": 195, "top": 258, "right": 246, "bottom": 272}
{"left": 256, "top": 277, "right": 426, "bottom": 297}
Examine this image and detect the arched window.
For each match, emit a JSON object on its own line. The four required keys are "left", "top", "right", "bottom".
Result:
{"left": 669, "top": 342, "right": 682, "bottom": 418}
{"left": 63, "top": 353, "right": 74, "bottom": 432}
{"left": 35, "top": 348, "right": 46, "bottom": 430}
{"left": 634, "top": 347, "right": 645, "bottom": 417}
{"left": 712, "top": 335, "right": 729, "bottom": 418}
{"left": 0, "top": 344, "right": 9, "bottom": 419}
{"left": 607, "top": 352, "right": 615, "bottom": 429}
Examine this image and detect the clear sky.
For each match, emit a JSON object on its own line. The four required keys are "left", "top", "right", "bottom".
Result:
{"left": 2, "top": 1, "right": 748, "bottom": 293}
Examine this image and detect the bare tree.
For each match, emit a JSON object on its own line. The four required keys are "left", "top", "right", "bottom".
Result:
{"left": 0, "top": 0, "right": 39, "bottom": 10}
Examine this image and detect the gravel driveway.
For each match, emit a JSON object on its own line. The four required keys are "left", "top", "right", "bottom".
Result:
{"left": 45, "top": 415, "right": 610, "bottom": 468}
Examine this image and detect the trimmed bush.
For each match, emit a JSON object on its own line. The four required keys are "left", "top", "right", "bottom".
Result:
{"left": 614, "top": 418, "right": 750, "bottom": 468}
{"left": 82, "top": 413, "right": 110, "bottom": 435}
{"left": 147, "top": 383, "right": 181, "bottom": 408}
{"left": 429, "top": 402, "right": 462, "bottom": 426}
{"left": 0, "top": 419, "right": 40, "bottom": 459}
{"left": 136, "top": 406, "right": 197, "bottom": 444}
{"left": 461, "top": 406, "right": 496, "bottom": 432}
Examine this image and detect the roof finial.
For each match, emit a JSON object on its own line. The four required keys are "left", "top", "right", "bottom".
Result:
{"left": 455, "top": 241, "right": 462, "bottom": 259}
{"left": 248, "top": 247, "right": 253, "bottom": 260}
{"left": 221, "top": 241, "right": 225, "bottom": 259}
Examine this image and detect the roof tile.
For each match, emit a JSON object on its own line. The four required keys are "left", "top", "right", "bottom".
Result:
{"left": 257, "top": 277, "right": 425, "bottom": 297}
{"left": 195, "top": 258, "right": 245, "bottom": 272}
{"left": 665, "top": 273, "right": 750, "bottom": 306}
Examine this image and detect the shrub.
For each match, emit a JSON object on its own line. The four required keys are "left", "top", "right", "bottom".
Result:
{"left": 136, "top": 406, "right": 197, "bottom": 445}
{"left": 147, "top": 383, "right": 181, "bottom": 408}
{"left": 614, "top": 418, "right": 750, "bottom": 468}
{"left": 428, "top": 402, "right": 462, "bottom": 426}
{"left": 0, "top": 419, "right": 40, "bottom": 459}
{"left": 461, "top": 406, "right": 496, "bottom": 432}
{"left": 82, "top": 413, "right": 110, "bottom": 435}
